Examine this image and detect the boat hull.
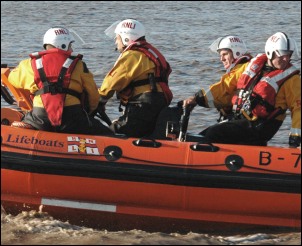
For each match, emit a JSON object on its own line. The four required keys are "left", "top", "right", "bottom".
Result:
{"left": 1, "top": 124, "right": 301, "bottom": 230}
{"left": 2, "top": 168, "right": 301, "bottom": 228}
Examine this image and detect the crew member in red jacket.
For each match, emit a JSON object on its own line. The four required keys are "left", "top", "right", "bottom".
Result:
{"left": 9, "top": 27, "right": 112, "bottom": 135}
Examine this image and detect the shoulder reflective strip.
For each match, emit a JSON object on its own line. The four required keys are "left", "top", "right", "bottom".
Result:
{"left": 243, "top": 62, "right": 257, "bottom": 77}
{"left": 31, "top": 52, "right": 39, "bottom": 57}
{"left": 261, "top": 77, "right": 279, "bottom": 93}
{"left": 290, "top": 128, "right": 301, "bottom": 135}
{"left": 41, "top": 198, "right": 117, "bottom": 212}
{"left": 262, "top": 66, "right": 298, "bottom": 93}
{"left": 242, "top": 56, "right": 260, "bottom": 77}
{"left": 62, "top": 58, "right": 73, "bottom": 68}
{"left": 147, "top": 48, "right": 158, "bottom": 58}
{"left": 36, "top": 58, "right": 43, "bottom": 69}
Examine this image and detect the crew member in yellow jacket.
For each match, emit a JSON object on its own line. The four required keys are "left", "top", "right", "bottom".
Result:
{"left": 183, "top": 35, "right": 253, "bottom": 121}
{"left": 99, "top": 19, "right": 173, "bottom": 137}
{"left": 185, "top": 33, "right": 301, "bottom": 147}
{"left": 8, "top": 27, "right": 112, "bottom": 135}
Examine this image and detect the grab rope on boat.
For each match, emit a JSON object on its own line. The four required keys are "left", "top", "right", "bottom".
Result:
{"left": 1, "top": 141, "right": 299, "bottom": 175}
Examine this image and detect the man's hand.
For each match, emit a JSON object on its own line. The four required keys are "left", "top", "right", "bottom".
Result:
{"left": 194, "top": 90, "right": 206, "bottom": 107}
{"left": 183, "top": 96, "right": 197, "bottom": 107}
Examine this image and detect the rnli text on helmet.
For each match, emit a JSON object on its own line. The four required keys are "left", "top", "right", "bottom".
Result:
{"left": 122, "top": 22, "right": 136, "bottom": 29}
{"left": 54, "top": 29, "right": 68, "bottom": 35}
{"left": 229, "top": 37, "right": 243, "bottom": 43}
{"left": 269, "top": 35, "right": 280, "bottom": 43}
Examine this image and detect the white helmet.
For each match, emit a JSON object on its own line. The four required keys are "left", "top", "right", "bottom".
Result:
{"left": 105, "top": 19, "right": 145, "bottom": 47}
{"left": 43, "top": 27, "right": 75, "bottom": 51}
{"left": 209, "top": 35, "right": 247, "bottom": 59}
{"left": 265, "top": 32, "right": 298, "bottom": 59}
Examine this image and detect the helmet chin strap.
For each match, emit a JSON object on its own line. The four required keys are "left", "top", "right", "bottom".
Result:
{"left": 267, "top": 57, "right": 278, "bottom": 71}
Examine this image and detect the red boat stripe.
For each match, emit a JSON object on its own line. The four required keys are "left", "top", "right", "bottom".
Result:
{"left": 41, "top": 198, "right": 117, "bottom": 212}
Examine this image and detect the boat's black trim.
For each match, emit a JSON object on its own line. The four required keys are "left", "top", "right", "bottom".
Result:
{"left": 1, "top": 151, "right": 300, "bottom": 194}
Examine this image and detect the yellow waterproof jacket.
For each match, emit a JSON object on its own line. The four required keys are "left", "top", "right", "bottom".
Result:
{"left": 204, "top": 62, "right": 249, "bottom": 110}
{"left": 99, "top": 50, "right": 163, "bottom": 103}
{"left": 8, "top": 58, "right": 100, "bottom": 114}
{"left": 274, "top": 74, "right": 301, "bottom": 137}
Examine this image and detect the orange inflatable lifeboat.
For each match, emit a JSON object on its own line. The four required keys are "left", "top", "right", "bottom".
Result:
{"left": 1, "top": 66, "right": 301, "bottom": 231}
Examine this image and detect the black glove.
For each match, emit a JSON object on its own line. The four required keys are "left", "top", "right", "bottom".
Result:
{"left": 177, "top": 100, "right": 184, "bottom": 108}
{"left": 91, "top": 101, "right": 106, "bottom": 117}
{"left": 177, "top": 100, "right": 195, "bottom": 113}
{"left": 97, "top": 101, "right": 106, "bottom": 113}
{"left": 194, "top": 90, "right": 206, "bottom": 107}
{"left": 289, "top": 135, "right": 301, "bottom": 148}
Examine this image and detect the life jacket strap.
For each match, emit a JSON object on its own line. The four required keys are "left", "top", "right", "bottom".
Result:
{"left": 33, "top": 56, "right": 81, "bottom": 100}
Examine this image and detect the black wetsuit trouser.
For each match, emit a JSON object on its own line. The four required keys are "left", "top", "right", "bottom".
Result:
{"left": 114, "top": 92, "right": 167, "bottom": 138}
{"left": 23, "top": 105, "right": 113, "bottom": 136}
{"left": 200, "top": 118, "right": 283, "bottom": 146}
